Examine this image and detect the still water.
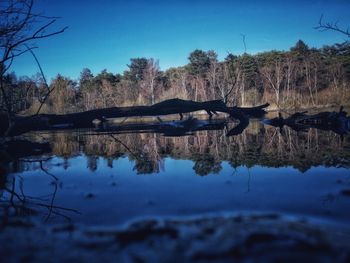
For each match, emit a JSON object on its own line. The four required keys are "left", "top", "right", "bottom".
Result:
{"left": 1, "top": 118, "right": 350, "bottom": 227}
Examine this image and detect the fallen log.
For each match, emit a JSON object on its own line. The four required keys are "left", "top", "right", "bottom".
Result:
{"left": 231, "top": 103, "right": 270, "bottom": 118}
{"left": 2, "top": 98, "right": 269, "bottom": 136}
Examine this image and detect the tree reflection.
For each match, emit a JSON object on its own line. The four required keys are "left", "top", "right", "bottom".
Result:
{"left": 0, "top": 141, "right": 79, "bottom": 224}
{"left": 193, "top": 154, "right": 222, "bottom": 176}
{"left": 87, "top": 155, "right": 98, "bottom": 172}
{"left": 0, "top": 170, "right": 79, "bottom": 225}
{"left": 1, "top": 119, "right": 349, "bottom": 176}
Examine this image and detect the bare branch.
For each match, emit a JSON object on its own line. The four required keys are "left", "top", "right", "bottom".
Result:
{"left": 24, "top": 44, "right": 47, "bottom": 87}
{"left": 314, "top": 14, "right": 350, "bottom": 38}
{"left": 0, "top": 0, "right": 67, "bottom": 117}
{"left": 1, "top": 23, "right": 68, "bottom": 66}
{"left": 3, "top": 46, "right": 38, "bottom": 68}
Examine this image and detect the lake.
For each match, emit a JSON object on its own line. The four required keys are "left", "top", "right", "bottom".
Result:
{"left": 1, "top": 116, "right": 350, "bottom": 261}
{"left": 1, "top": 116, "right": 350, "bottom": 226}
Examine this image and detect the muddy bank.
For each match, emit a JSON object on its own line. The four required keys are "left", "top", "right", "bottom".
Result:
{"left": 1, "top": 214, "right": 350, "bottom": 263}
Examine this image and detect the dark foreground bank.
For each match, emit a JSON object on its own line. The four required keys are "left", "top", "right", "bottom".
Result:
{"left": 1, "top": 213, "right": 350, "bottom": 263}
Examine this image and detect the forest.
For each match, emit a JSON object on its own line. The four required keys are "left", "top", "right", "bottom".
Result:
{"left": 1, "top": 40, "right": 350, "bottom": 117}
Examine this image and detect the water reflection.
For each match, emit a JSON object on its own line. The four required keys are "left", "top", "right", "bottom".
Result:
{"left": 1, "top": 119, "right": 349, "bottom": 175}
{"left": 0, "top": 118, "right": 349, "bottom": 225}
{"left": 265, "top": 108, "right": 350, "bottom": 136}
{"left": 0, "top": 175, "right": 79, "bottom": 224}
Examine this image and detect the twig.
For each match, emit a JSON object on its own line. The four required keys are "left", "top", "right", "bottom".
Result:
{"left": 23, "top": 44, "right": 55, "bottom": 115}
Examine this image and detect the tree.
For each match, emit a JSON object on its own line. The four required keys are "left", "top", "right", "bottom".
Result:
{"left": 260, "top": 56, "right": 284, "bottom": 108}
{"left": 303, "top": 51, "right": 321, "bottom": 106}
{"left": 187, "top": 50, "right": 211, "bottom": 101}
{"left": 0, "top": 0, "right": 67, "bottom": 133}
{"left": 78, "top": 68, "right": 97, "bottom": 110}
{"left": 141, "top": 58, "right": 160, "bottom": 104}
{"left": 0, "top": 0, "right": 67, "bottom": 72}
{"left": 217, "top": 53, "right": 241, "bottom": 105}
{"left": 237, "top": 53, "right": 259, "bottom": 106}
{"left": 290, "top": 40, "right": 310, "bottom": 58}
{"left": 164, "top": 67, "right": 189, "bottom": 100}
{"left": 79, "top": 68, "right": 94, "bottom": 88}
{"left": 193, "top": 154, "right": 222, "bottom": 176}
{"left": 207, "top": 50, "right": 219, "bottom": 100}
{"left": 95, "top": 69, "right": 119, "bottom": 85}
{"left": 125, "top": 58, "right": 148, "bottom": 82}
{"left": 187, "top": 49, "right": 211, "bottom": 76}
{"left": 48, "top": 75, "right": 76, "bottom": 114}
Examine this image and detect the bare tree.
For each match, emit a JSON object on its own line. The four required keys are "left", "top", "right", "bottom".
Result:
{"left": 304, "top": 58, "right": 318, "bottom": 106}
{"left": 216, "top": 62, "right": 241, "bottom": 105}
{"left": 165, "top": 67, "right": 189, "bottom": 100}
{"left": 141, "top": 58, "right": 160, "bottom": 104}
{"left": 206, "top": 50, "right": 218, "bottom": 100}
{"left": 178, "top": 68, "right": 189, "bottom": 98}
{"left": 0, "top": 0, "right": 67, "bottom": 72}
{"left": 261, "top": 59, "right": 284, "bottom": 109}
{"left": 0, "top": 0, "right": 67, "bottom": 129}
{"left": 283, "top": 55, "right": 294, "bottom": 104}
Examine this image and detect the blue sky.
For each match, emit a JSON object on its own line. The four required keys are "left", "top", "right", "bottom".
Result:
{"left": 10, "top": 0, "right": 350, "bottom": 81}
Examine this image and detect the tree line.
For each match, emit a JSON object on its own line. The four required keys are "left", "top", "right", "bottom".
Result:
{"left": 1, "top": 40, "right": 349, "bottom": 115}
